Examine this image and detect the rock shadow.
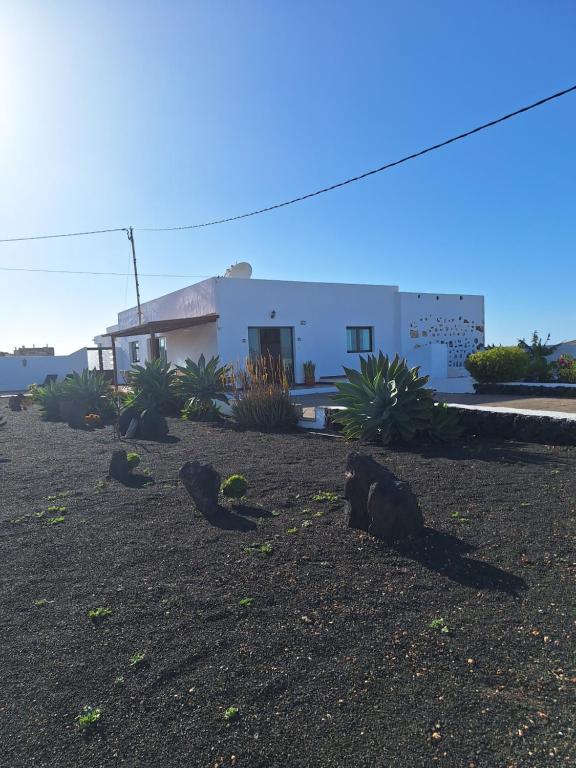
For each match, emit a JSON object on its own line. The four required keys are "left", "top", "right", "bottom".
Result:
{"left": 388, "top": 528, "right": 527, "bottom": 595}
{"left": 202, "top": 505, "right": 257, "bottom": 532}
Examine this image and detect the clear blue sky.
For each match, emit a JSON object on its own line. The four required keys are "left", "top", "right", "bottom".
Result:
{"left": 1, "top": 1, "right": 574, "bottom": 354}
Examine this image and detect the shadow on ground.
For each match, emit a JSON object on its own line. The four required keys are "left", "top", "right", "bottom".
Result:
{"left": 202, "top": 505, "right": 257, "bottom": 532}
{"left": 390, "top": 441, "right": 562, "bottom": 466}
{"left": 389, "top": 528, "right": 527, "bottom": 595}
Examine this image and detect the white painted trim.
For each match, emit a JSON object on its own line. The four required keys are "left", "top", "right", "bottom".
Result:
{"left": 445, "top": 402, "right": 576, "bottom": 421}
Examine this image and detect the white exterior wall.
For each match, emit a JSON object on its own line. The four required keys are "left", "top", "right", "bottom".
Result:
{"left": 399, "top": 292, "right": 484, "bottom": 376}
{"left": 214, "top": 278, "right": 400, "bottom": 382}
{"left": 113, "top": 278, "right": 218, "bottom": 369}
{"left": 104, "top": 277, "right": 485, "bottom": 384}
{"left": 0, "top": 349, "right": 90, "bottom": 392}
{"left": 164, "top": 324, "right": 218, "bottom": 367}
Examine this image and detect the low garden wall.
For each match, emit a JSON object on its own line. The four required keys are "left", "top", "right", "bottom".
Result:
{"left": 451, "top": 406, "right": 576, "bottom": 445}
{"left": 323, "top": 406, "right": 576, "bottom": 446}
{"left": 474, "top": 382, "right": 576, "bottom": 398}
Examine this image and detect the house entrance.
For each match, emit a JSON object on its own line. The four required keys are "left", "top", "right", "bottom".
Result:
{"left": 248, "top": 327, "right": 294, "bottom": 380}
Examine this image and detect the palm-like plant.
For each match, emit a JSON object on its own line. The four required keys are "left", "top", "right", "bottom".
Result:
{"left": 175, "top": 354, "right": 230, "bottom": 420}
{"left": 62, "top": 370, "right": 113, "bottom": 414}
{"left": 125, "top": 358, "right": 178, "bottom": 413}
{"left": 332, "top": 353, "right": 434, "bottom": 444}
{"left": 30, "top": 379, "right": 66, "bottom": 420}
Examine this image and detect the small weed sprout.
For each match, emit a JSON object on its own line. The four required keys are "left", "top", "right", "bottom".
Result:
{"left": 223, "top": 706, "right": 239, "bottom": 722}
{"left": 33, "top": 598, "right": 49, "bottom": 607}
{"left": 239, "top": 597, "right": 254, "bottom": 607}
{"left": 46, "top": 516, "right": 65, "bottom": 525}
{"left": 88, "top": 607, "right": 113, "bottom": 622}
{"left": 47, "top": 505, "right": 67, "bottom": 514}
{"left": 47, "top": 491, "right": 70, "bottom": 501}
{"left": 245, "top": 542, "right": 273, "bottom": 555}
{"left": 429, "top": 618, "right": 449, "bottom": 634}
{"left": 302, "top": 519, "right": 312, "bottom": 528}
{"left": 76, "top": 705, "right": 102, "bottom": 731}
{"left": 312, "top": 491, "right": 339, "bottom": 504}
{"left": 129, "top": 651, "right": 146, "bottom": 666}
{"left": 113, "top": 675, "right": 125, "bottom": 687}
{"left": 286, "top": 527, "right": 298, "bottom": 534}
{"left": 270, "top": 510, "right": 281, "bottom": 517}
{"left": 451, "top": 511, "right": 469, "bottom": 523}
{"left": 221, "top": 475, "right": 249, "bottom": 500}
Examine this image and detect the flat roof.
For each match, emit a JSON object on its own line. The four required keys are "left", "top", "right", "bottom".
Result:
{"left": 106, "top": 313, "right": 219, "bottom": 339}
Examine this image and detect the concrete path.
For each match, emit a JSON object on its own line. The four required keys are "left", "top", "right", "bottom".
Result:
{"left": 292, "top": 391, "right": 576, "bottom": 415}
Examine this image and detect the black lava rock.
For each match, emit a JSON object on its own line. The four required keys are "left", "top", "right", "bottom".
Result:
{"left": 179, "top": 461, "right": 221, "bottom": 516}
{"left": 344, "top": 451, "right": 424, "bottom": 542}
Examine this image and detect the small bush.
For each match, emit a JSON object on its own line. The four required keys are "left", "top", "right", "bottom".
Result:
{"left": 125, "top": 359, "right": 178, "bottom": 414}
{"left": 465, "top": 346, "right": 531, "bottom": 383}
{"left": 176, "top": 354, "right": 230, "bottom": 419}
{"left": 554, "top": 354, "right": 576, "bottom": 383}
{"left": 76, "top": 705, "right": 102, "bottom": 731}
{"left": 181, "top": 398, "right": 222, "bottom": 422}
{"left": 126, "top": 452, "right": 141, "bottom": 471}
{"left": 221, "top": 474, "right": 248, "bottom": 499}
{"left": 31, "top": 380, "right": 66, "bottom": 420}
{"left": 231, "top": 356, "right": 299, "bottom": 430}
{"left": 333, "top": 353, "right": 433, "bottom": 444}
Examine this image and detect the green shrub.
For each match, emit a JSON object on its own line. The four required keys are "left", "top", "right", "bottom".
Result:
{"left": 126, "top": 452, "right": 141, "bottom": 470}
{"left": 31, "top": 380, "right": 66, "bottom": 420}
{"left": 181, "top": 398, "right": 222, "bottom": 422}
{"left": 333, "top": 353, "right": 434, "bottom": 444}
{"left": 62, "top": 370, "right": 114, "bottom": 417}
{"left": 555, "top": 354, "right": 576, "bottom": 383}
{"left": 465, "top": 346, "right": 531, "bottom": 383}
{"left": 176, "top": 354, "right": 229, "bottom": 420}
{"left": 303, "top": 360, "right": 316, "bottom": 384}
{"left": 125, "top": 359, "right": 178, "bottom": 414}
{"left": 231, "top": 357, "right": 299, "bottom": 430}
{"left": 428, "top": 403, "right": 464, "bottom": 442}
{"left": 221, "top": 474, "right": 248, "bottom": 499}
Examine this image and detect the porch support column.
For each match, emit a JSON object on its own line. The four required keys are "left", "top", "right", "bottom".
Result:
{"left": 111, "top": 336, "right": 118, "bottom": 391}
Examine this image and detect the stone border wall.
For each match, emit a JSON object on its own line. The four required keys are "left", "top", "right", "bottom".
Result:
{"left": 474, "top": 382, "right": 576, "bottom": 398}
{"left": 323, "top": 407, "right": 576, "bottom": 446}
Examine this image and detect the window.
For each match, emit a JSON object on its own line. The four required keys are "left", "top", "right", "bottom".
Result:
{"left": 347, "top": 326, "right": 373, "bottom": 353}
{"left": 129, "top": 341, "right": 140, "bottom": 363}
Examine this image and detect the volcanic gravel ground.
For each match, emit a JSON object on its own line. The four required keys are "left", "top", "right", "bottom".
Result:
{"left": 0, "top": 407, "right": 575, "bottom": 767}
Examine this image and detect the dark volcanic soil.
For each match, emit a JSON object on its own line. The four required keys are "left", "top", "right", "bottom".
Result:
{"left": 1, "top": 407, "right": 575, "bottom": 768}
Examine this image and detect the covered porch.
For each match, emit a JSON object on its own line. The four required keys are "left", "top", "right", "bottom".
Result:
{"left": 106, "top": 313, "right": 219, "bottom": 385}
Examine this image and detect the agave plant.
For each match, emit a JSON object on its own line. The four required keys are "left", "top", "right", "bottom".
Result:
{"left": 175, "top": 354, "right": 230, "bottom": 420}
{"left": 30, "top": 379, "right": 67, "bottom": 420}
{"left": 428, "top": 402, "right": 464, "bottom": 442}
{"left": 125, "top": 358, "right": 178, "bottom": 414}
{"left": 332, "top": 353, "right": 434, "bottom": 445}
{"left": 62, "top": 370, "right": 113, "bottom": 415}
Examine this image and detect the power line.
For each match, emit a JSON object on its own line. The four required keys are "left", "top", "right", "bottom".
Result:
{"left": 0, "top": 266, "right": 210, "bottom": 278}
{"left": 0, "top": 227, "right": 127, "bottom": 243}
{"left": 0, "top": 83, "right": 574, "bottom": 244}
{"left": 138, "top": 84, "right": 576, "bottom": 232}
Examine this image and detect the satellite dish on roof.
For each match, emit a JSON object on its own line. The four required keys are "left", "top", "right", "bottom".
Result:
{"left": 224, "top": 261, "right": 252, "bottom": 279}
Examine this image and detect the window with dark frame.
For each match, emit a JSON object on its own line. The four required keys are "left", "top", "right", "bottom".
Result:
{"left": 129, "top": 340, "right": 140, "bottom": 363}
{"left": 346, "top": 326, "right": 373, "bottom": 353}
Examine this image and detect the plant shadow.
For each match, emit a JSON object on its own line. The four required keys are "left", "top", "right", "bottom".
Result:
{"left": 388, "top": 528, "right": 527, "bottom": 595}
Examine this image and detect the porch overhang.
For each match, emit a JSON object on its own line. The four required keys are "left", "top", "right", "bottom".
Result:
{"left": 106, "top": 313, "right": 219, "bottom": 339}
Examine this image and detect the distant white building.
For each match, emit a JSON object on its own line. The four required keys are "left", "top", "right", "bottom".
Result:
{"left": 96, "top": 269, "right": 484, "bottom": 388}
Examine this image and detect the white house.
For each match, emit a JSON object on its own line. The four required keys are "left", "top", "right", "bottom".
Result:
{"left": 97, "top": 271, "right": 484, "bottom": 389}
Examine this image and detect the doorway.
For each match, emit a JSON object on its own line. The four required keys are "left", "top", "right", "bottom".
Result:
{"left": 248, "top": 327, "right": 294, "bottom": 380}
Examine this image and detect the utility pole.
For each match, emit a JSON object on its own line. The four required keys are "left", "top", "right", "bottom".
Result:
{"left": 126, "top": 227, "right": 142, "bottom": 325}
